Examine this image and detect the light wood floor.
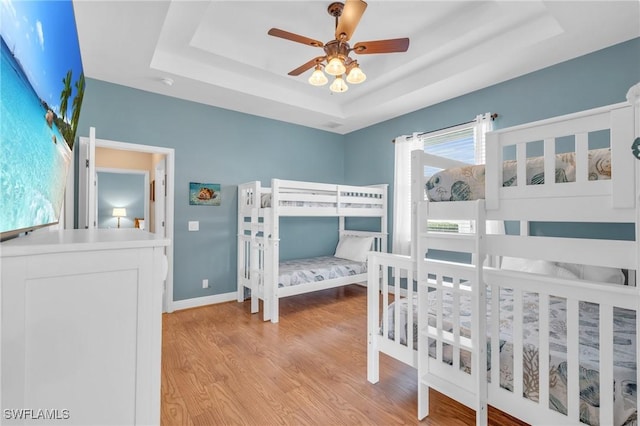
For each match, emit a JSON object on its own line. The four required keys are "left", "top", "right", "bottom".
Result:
{"left": 161, "top": 285, "right": 528, "bottom": 425}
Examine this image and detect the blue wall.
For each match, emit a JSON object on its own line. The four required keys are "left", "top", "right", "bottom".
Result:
{"left": 76, "top": 82, "right": 344, "bottom": 301}
{"left": 76, "top": 38, "right": 639, "bottom": 302}
{"left": 344, "top": 38, "right": 640, "bottom": 246}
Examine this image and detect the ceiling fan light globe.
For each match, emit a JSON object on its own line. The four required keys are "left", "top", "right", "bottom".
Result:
{"left": 330, "top": 76, "right": 348, "bottom": 93}
{"left": 325, "top": 57, "right": 346, "bottom": 76}
{"left": 309, "top": 68, "right": 328, "bottom": 86}
{"left": 346, "top": 66, "right": 366, "bottom": 84}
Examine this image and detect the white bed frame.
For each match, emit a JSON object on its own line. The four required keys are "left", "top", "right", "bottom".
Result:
{"left": 368, "top": 85, "right": 640, "bottom": 425}
{"left": 238, "top": 179, "right": 388, "bottom": 323}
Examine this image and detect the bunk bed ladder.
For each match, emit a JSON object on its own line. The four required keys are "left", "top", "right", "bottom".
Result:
{"left": 417, "top": 199, "right": 487, "bottom": 425}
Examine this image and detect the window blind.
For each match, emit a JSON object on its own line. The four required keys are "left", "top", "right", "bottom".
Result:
{"left": 421, "top": 126, "right": 475, "bottom": 177}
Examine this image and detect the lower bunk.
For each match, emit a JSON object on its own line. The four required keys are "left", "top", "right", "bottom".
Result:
{"left": 239, "top": 231, "right": 384, "bottom": 322}
{"left": 367, "top": 250, "right": 638, "bottom": 426}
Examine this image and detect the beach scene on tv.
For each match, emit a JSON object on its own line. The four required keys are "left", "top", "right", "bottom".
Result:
{"left": 1, "top": 0, "right": 84, "bottom": 236}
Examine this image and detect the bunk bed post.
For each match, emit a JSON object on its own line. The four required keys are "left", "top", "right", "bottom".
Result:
{"left": 381, "top": 184, "right": 388, "bottom": 252}
{"left": 627, "top": 83, "right": 640, "bottom": 408}
{"left": 237, "top": 187, "right": 245, "bottom": 303}
{"left": 472, "top": 200, "right": 488, "bottom": 426}
{"left": 249, "top": 234, "right": 259, "bottom": 314}
{"left": 250, "top": 183, "right": 260, "bottom": 313}
{"left": 611, "top": 105, "right": 636, "bottom": 209}
{"left": 416, "top": 200, "right": 429, "bottom": 420}
{"left": 485, "top": 132, "right": 500, "bottom": 210}
{"left": 367, "top": 252, "right": 381, "bottom": 384}
{"left": 411, "top": 150, "right": 424, "bottom": 260}
{"left": 238, "top": 183, "right": 256, "bottom": 307}
{"left": 268, "top": 179, "right": 281, "bottom": 323}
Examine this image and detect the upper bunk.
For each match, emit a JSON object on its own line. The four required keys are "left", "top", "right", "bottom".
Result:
{"left": 408, "top": 89, "right": 639, "bottom": 273}
{"left": 238, "top": 179, "right": 388, "bottom": 218}
{"left": 411, "top": 98, "right": 638, "bottom": 225}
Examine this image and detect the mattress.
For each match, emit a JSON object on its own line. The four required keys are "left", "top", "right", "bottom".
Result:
{"left": 425, "top": 147, "right": 611, "bottom": 202}
{"left": 383, "top": 288, "right": 636, "bottom": 426}
{"left": 278, "top": 256, "right": 366, "bottom": 288}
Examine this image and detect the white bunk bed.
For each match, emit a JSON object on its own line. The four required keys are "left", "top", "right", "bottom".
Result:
{"left": 367, "top": 84, "right": 639, "bottom": 425}
{"left": 238, "top": 179, "right": 388, "bottom": 323}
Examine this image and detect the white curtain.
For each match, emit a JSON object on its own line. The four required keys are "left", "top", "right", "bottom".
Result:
{"left": 392, "top": 133, "right": 422, "bottom": 255}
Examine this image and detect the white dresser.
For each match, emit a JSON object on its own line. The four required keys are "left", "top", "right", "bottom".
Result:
{"left": 0, "top": 229, "right": 169, "bottom": 425}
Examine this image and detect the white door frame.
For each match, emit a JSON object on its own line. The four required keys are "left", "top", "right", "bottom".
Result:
{"left": 154, "top": 159, "right": 166, "bottom": 237}
{"left": 77, "top": 135, "right": 175, "bottom": 313}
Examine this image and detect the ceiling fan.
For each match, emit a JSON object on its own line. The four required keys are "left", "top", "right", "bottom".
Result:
{"left": 268, "top": 0, "right": 410, "bottom": 93}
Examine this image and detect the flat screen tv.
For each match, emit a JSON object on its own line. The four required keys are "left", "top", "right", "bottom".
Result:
{"left": 1, "top": 0, "right": 84, "bottom": 241}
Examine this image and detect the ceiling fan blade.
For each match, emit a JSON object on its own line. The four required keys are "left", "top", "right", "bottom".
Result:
{"left": 288, "top": 56, "right": 326, "bottom": 76}
{"left": 268, "top": 28, "right": 323, "bottom": 48}
{"left": 352, "top": 38, "right": 410, "bottom": 54}
{"left": 335, "top": 0, "right": 367, "bottom": 41}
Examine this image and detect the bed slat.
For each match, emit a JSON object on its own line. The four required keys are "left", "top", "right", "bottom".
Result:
{"left": 575, "top": 132, "right": 588, "bottom": 183}
{"left": 538, "top": 293, "right": 550, "bottom": 417}
{"left": 543, "top": 138, "right": 555, "bottom": 189}
{"left": 599, "top": 303, "right": 614, "bottom": 425}
{"left": 566, "top": 298, "right": 580, "bottom": 420}
{"left": 512, "top": 287, "right": 524, "bottom": 401}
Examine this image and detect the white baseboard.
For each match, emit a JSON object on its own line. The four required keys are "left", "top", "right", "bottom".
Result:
{"left": 170, "top": 291, "right": 237, "bottom": 312}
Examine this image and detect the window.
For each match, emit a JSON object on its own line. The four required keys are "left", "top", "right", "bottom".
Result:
{"left": 392, "top": 114, "right": 493, "bottom": 255}
{"left": 423, "top": 124, "right": 480, "bottom": 177}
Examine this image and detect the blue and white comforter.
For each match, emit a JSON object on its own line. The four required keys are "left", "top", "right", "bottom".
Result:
{"left": 278, "top": 256, "right": 366, "bottom": 288}
{"left": 384, "top": 288, "right": 636, "bottom": 426}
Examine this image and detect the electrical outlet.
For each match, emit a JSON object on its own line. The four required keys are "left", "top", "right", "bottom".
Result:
{"left": 202, "top": 279, "right": 209, "bottom": 289}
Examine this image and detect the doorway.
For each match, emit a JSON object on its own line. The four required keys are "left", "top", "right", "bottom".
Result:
{"left": 75, "top": 129, "right": 175, "bottom": 313}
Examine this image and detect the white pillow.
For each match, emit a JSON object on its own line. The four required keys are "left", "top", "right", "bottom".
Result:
{"left": 555, "top": 262, "right": 624, "bottom": 284}
{"left": 501, "top": 257, "right": 623, "bottom": 283}
{"left": 334, "top": 235, "right": 374, "bottom": 263}
{"left": 500, "top": 257, "right": 579, "bottom": 279}
{"left": 501, "top": 257, "right": 559, "bottom": 275}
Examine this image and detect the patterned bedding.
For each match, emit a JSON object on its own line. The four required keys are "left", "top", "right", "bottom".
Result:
{"left": 278, "top": 256, "right": 366, "bottom": 288}
{"left": 384, "top": 288, "right": 637, "bottom": 426}
{"left": 425, "top": 148, "right": 612, "bottom": 202}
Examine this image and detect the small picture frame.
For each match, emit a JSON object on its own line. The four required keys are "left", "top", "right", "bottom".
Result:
{"left": 189, "top": 182, "right": 221, "bottom": 206}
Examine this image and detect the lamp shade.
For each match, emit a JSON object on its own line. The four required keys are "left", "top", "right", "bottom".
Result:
{"left": 325, "top": 57, "right": 346, "bottom": 76}
{"left": 346, "top": 64, "right": 366, "bottom": 84}
{"left": 308, "top": 66, "right": 328, "bottom": 86}
{"left": 112, "top": 208, "right": 127, "bottom": 217}
{"left": 329, "top": 76, "right": 348, "bottom": 93}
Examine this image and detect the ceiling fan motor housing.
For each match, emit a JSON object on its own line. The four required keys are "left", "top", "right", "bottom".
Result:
{"left": 324, "top": 39, "right": 350, "bottom": 62}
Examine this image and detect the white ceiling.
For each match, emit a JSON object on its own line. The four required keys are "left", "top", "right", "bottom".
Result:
{"left": 73, "top": 1, "right": 639, "bottom": 134}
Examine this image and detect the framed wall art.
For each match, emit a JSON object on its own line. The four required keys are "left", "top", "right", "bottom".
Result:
{"left": 189, "top": 182, "right": 221, "bottom": 206}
